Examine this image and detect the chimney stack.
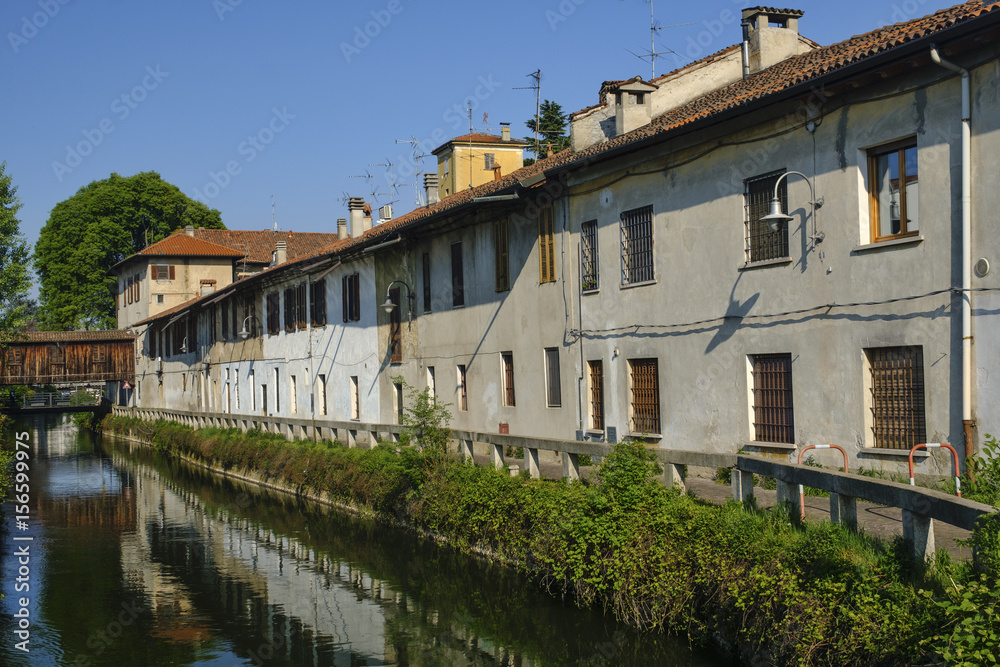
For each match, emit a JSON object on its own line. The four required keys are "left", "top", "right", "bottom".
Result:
{"left": 348, "top": 197, "right": 365, "bottom": 238}
{"left": 362, "top": 203, "right": 373, "bottom": 233}
{"left": 741, "top": 8, "right": 805, "bottom": 75}
{"left": 275, "top": 240, "right": 287, "bottom": 265}
{"left": 424, "top": 173, "right": 440, "bottom": 206}
{"left": 501, "top": 122, "right": 511, "bottom": 142}
{"left": 185, "top": 224, "right": 194, "bottom": 236}
{"left": 337, "top": 218, "right": 348, "bottom": 240}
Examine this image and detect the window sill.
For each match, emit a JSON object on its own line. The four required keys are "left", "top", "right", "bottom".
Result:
{"left": 620, "top": 279, "right": 656, "bottom": 291}
{"left": 860, "top": 447, "right": 928, "bottom": 458}
{"left": 739, "top": 257, "right": 792, "bottom": 271}
{"left": 582, "top": 288, "right": 600, "bottom": 295}
{"left": 627, "top": 432, "right": 662, "bottom": 441}
{"left": 452, "top": 304, "right": 465, "bottom": 310}
{"left": 745, "top": 441, "right": 797, "bottom": 451}
{"left": 853, "top": 235, "right": 924, "bottom": 254}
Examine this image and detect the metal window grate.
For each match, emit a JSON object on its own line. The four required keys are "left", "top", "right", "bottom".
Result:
{"left": 620, "top": 206, "right": 653, "bottom": 284}
{"left": 495, "top": 218, "right": 509, "bottom": 292}
{"left": 745, "top": 170, "right": 788, "bottom": 263}
{"left": 868, "top": 346, "right": 925, "bottom": 450}
{"left": 457, "top": 365, "right": 468, "bottom": 411}
{"left": 589, "top": 360, "right": 604, "bottom": 431}
{"left": 629, "top": 358, "right": 660, "bottom": 434}
{"left": 752, "top": 354, "right": 795, "bottom": 444}
{"left": 502, "top": 352, "right": 515, "bottom": 406}
{"left": 581, "top": 220, "right": 599, "bottom": 291}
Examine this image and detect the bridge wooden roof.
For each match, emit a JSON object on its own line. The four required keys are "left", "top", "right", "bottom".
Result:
{"left": 7, "top": 330, "right": 136, "bottom": 343}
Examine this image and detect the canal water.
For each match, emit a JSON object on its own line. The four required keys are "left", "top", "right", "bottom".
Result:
{"left": 0, "top": 416, "right": 733, "bottom": 666}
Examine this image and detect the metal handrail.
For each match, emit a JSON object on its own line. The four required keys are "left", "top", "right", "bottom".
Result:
{"left": 909, "top": 443, "right": 962, "bottom": 497}
{"left": 797, "top": 444, "right": 849, "bottom": 520}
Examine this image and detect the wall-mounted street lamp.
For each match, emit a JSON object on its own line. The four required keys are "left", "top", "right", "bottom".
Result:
{"left": 382, "top": 280, "right": 415, "bottom": 320}
{"left": 180, "top": 336, "right": 189, "bottom": 354}
{"left": 238, "top": 315, "right": 263, "bottom": 340}
{"left": 760, "top": 170, "right": 825, "bottom": 243}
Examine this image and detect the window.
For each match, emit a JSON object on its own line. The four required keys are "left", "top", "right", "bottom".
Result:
{"left": 388, "top": 286, "right": 401, "bottom": 363}
{"left": 310, "top": 278, "right": 327, "bottom": 327}
{"left": 296, "top": 283, "right": 307, "bottom": 330}
{"left": 152, "top": 264, "right": 174, "bottom": 281}
{"left": 422, "top": 252, "right": 432, "bottom": 313}
{"left": 501, "top": 352, "right": 515, "bottom": 407}
{"left": 266, "top": 293, "right": 280, "bottom": 334}
{"left": 544, "top": 347, "right": 561, "bottom": 408}
{"left": 869, "top": 139, "right": 918, "bottom": 241}
{"left": 484, "top": 152, "right": 495, "bottom": 170}
{"left": 751, "top": 354, "right": 794, "bottom": 444}
{"left": 283, "top": 287, "right": 295, "bottom": 332}
{"left": 350, "top": 375, "right": 359, "bottom": 420}
{"left": 343, "top": 273, "right": 360, "bottom": 322}
{"left": 317, "top": 374, "right": 327, "bottom": 416}
{"left": 427, "top": 366, "right": 436, "bottom": 397}
{"left": 581, "top": 220, "right": 598, "bottom": 291}
{"left": 290, "top": 375, "right": 297, "bottom": 414}
{"left": 395, "top": 382, "right": 404, "bottom": 423}
{"left": 495, "top": 218, "right": 509, "bottom": 292}
{"left": 156, "top": 294, "right": 165, "bottom": 304}
{"left": 745, "top": 170, "right": 788, "bottom": 263}
{"left": 866, "top": 346, "right": 925, "bottom": 450}
{"left": 249, "top": 370, "right": 256, "bottom": 412}
{"left": 274, "top": 368, "right": 280, "bottom": 413}
{"left": 261, "top": 384, "right": 268, "bottom": 415}
{"left": 457, "top": 365, "right": 468, "bottom": 411}
{"left": 539, "top": 206, "right": 556, "bottom": 283}
{"left": 629, "top": 358, "right": 660, "bottom": 434}
{"left": 243, "top": 297, "right": 258, "bottom": 337}
{"left": 620, "top": 205, "right": 653, "bottom": 284}
{"left": 588, "top": 360, "right": 604, "bottom": 431}
{"left": 451, "top": 242, "right": 464, "bottom": 307}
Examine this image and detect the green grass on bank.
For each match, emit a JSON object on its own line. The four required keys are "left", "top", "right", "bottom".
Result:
{"left": 100, "top": 414, "right": 1000, "bottom": 667}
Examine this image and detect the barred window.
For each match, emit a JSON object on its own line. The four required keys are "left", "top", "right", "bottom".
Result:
{"left": 751, "top": 354, "right": 794, "bottom": 444}
{"left": 629, "top": 358, "right": 660, "bottom": 434}
{"left": 745, "top": 170, "right": 788, "bottom": 263}
{"left": 495, "top": 218, "right": 509, "bottom": 292}
{"left": 501, "top": 352, "right": 515, "bottom": 407}
{"left": 588, "top": 360, "right": 604, "bottom": 431}
{"left": 539, "top": 206, "right": 556, "bottom": 283}
{"left": 581, "top": 220, "right": 598, "bottom": 291}
{"left": 620, "top": 205, "right": 653, "bottom": 284}
{"left": 867, "top": 346, "right": 925, "bottom": 450}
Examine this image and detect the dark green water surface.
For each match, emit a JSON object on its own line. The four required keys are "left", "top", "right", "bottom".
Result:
{"left": 0, "top": 416, "right": 735, "bottom": 666}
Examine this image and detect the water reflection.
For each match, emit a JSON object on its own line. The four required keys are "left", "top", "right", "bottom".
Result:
{"left": 0, "top": 416, "right": 732, "bottom": 666}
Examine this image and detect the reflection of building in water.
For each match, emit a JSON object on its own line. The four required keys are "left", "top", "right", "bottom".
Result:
{"left": 111, "top": 449, "right": 532, "bottom": 666}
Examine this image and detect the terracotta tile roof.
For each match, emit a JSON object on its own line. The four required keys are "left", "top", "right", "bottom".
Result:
{"left": 560, "top": 0, "right": 1000, "bottom": 169}
{"left": 190, "top": 229, "right": 340, "bottom": 264}
{"left": 13, "top": 330, "right": 135, "bottom": 342}
{"left": 138, "top": 232, "right": 245, "bottom": 259}
{"left": 432, "top": 132, "right": 529, "bottom": 154}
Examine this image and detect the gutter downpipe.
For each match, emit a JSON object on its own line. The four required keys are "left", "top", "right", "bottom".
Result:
{"left": 930, "top": 44, "right": 974, "bottom": 470}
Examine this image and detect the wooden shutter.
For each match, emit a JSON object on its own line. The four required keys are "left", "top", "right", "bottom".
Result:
{"left": 284, "top": 288, "right": 294, "bottom": 332}
{"left": 168, "top": 265, "right": 175, "bottom": 280}
{"left": 539, "top": 207, "right": 554, "bottom": 283}
{"left": 296, "top": 283, "right": 307, "bottom": 330}
{"left": 350, "top": 274, "right": 360, "bottom": 321}
{"left": 151, "top": 265, "right": 159, "bottom": 280}
{"left": 451, "top": 243, "right": 464, "bottom": 307}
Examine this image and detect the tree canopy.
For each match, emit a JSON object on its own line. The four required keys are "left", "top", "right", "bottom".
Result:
{"left": 524, "top": 99, "right": 571, "bottom": 162}
{"left": 0, "top": 162, "right": 33, "bottom": 341}
{"left": 34, "top": 172, "right": 224, "bottom": 330}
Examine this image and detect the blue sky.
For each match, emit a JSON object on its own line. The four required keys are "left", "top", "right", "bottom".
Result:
{"left": 2, "top": 0, "right": 955, "bottom": 282}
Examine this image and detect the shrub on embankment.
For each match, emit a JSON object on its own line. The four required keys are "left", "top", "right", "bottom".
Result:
{"left": 100, "top": 414, "right": 1000, "bottom": 666}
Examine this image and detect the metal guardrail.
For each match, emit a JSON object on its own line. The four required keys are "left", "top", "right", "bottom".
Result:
{"left": 5, "top": 390, "right": 103, "bottom": 410}
{"left": 113, "top": 406, "right": 995, "bottom": 564}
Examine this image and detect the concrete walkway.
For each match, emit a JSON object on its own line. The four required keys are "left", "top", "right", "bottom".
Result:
{"left": 471, "top": 451, "right": 973, "bottom": 560}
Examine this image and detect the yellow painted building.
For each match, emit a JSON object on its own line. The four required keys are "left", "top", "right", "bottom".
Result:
{"left": 433, "top": 129, "right": 527, "bottom": 197}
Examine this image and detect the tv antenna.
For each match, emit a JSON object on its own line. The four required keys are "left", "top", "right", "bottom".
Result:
{"left": 270, "top": 195, "right": 277, "bottom": 231}
{"left": 623, "top": 0, "right": 692, "bottom": 78}
{"left": 395, "top": 136, "right": 430, "bottom": 207}
{"left": 369, "top": 158, "right": 406, "bottom": 210}
{"left": 514, "top": 69, "right": 541, "bottom": 159}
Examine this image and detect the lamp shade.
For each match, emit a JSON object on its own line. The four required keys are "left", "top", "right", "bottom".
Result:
{"left": 760, "top": 197, "right": 794, "bottom": 232}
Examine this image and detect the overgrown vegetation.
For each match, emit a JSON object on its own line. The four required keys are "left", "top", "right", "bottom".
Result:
{"left": 100, "top": 414, "right": 1000, "bottom": 666}
{"left": 963, "top": 434, "right": 1000, "bottom": 507}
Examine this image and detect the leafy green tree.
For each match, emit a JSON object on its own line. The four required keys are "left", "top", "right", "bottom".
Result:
{"left": 34, "top": 172, "right": 224, "bottom": 330}
{"left": 524, "top": 99, "right": 571, "bottom": 161}
{"left": 0, "top": 162, "right": 32, "bottom": 342}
